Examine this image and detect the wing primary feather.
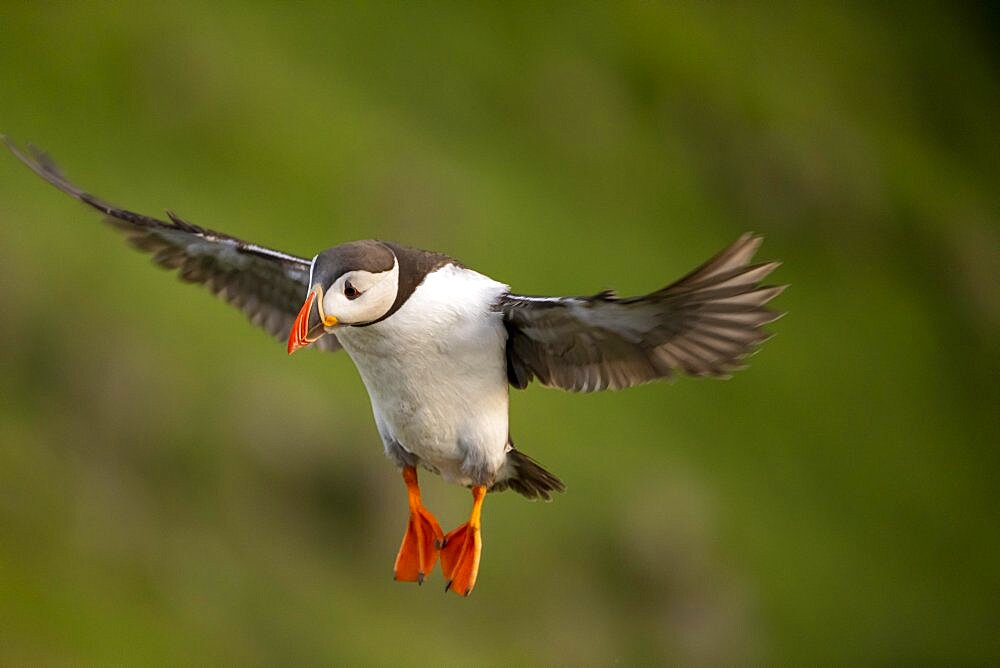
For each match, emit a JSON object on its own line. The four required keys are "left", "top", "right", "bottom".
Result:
{"left": 5, "top": 137, "right": 340, "bottom": 353}
{"left": 500, "top": 233, "right": 785, "bottom": 391}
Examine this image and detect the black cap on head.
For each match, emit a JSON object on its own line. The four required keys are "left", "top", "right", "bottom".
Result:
{"left": 312, "top": 240, "right": 396, "bottom": 286}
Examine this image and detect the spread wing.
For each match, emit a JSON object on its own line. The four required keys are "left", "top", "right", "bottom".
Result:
{"left": 500, "top": 233, "right": 784, "bottom": 391}
{"left": 5, "top": 137, "right": 340, "bottom": 352}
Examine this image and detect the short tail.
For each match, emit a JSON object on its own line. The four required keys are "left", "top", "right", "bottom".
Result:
{"left": 491, "top": 448, "right": 565, "bottom": 501}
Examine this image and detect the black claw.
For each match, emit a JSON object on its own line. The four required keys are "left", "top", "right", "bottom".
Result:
{"left": 464, "top": 588, "right": 471, "bottom": 597}
{"left": 417, "top": 572, "right": 424, "bottom": 585}
{"left": 434, "top": 539, "right": 443, "bottom": 550}
{"left": 444, "top": 580, "right": 452, "bottom": 592}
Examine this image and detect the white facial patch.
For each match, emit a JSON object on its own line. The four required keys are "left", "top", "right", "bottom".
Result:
{"left": 321, "top": 255, "right": 400, "bottom": 326}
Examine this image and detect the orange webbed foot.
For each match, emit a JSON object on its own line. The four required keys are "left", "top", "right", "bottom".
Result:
{"left": 393, "top": 467, "right": 444, "bottom": 584}
{"left": 441, "top": 485, "right": 486, "bottom": 597}
{"left": 441, "top": 521, "right": 481, "bottom": 596}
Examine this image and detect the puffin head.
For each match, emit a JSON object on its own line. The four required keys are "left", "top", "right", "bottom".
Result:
{"left": 287, "top": 240, "right": 399, "bottom": 353}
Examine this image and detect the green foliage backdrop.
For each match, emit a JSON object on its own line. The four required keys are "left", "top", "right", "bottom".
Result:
{"left": 1, "top": 2, "right": 997, "bottom": 664}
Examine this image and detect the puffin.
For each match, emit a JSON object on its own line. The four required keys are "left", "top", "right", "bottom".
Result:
{"left": 5, "top": 138, "right": 785, "bottom": 597}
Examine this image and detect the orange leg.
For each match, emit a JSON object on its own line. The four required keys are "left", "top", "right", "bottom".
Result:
{"left": 440, "top": 485, "right": 486, "bottom": 597}
{"left": 393, "top": 466, "right": 444, "bottom": 585}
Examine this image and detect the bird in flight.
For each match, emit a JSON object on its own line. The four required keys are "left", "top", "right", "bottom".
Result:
{"left": 5, "top": 137, "right": 784, "bottom": 597}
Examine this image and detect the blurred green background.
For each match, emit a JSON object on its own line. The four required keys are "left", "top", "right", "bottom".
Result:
{"left": 1, "top": 2, "right": 997, "bottom": 664}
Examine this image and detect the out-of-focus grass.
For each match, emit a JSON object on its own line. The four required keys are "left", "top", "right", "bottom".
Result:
{"left": 0, "top": 2, "right": 997, "bottom": 664}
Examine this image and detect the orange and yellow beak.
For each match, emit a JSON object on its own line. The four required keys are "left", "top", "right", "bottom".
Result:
{"left": 288, "top": 286, "right": 338, "bottom": 354}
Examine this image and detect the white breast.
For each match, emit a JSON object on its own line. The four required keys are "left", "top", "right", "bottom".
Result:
{"left": 334, "top": 265, "right": 511, "bottom": 485}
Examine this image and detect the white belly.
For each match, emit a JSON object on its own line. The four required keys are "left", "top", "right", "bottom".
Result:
{"left": 335, "top": 265, "right": 510, "bottom": 485}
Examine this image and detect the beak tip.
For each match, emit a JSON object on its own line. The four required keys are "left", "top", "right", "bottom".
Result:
{"left": 287, "top": 330, "right": 306, "bottom": 355}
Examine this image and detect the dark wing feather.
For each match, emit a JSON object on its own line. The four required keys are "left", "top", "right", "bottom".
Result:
{"left": 501, "top": 233, "right": 784, "bottom": 391}
{"left": 5, "top": 137, "right": 340, "bottom": 352}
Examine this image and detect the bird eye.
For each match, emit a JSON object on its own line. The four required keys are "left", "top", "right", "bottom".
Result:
{"left": 344, "top": 281, "right": 361, "bottom": 300}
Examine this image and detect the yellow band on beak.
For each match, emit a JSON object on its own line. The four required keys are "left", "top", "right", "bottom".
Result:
{"left": 313, "top": 285, "right": 339, "bottom": 328}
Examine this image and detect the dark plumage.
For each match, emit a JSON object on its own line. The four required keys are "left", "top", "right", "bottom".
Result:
{"left": 4, "top": 138, "right": 342, "bottom": 351}
{"left": 490, "top": 447, "right": 565, "bottom": 501}
{"left": 501, "top": 234, "right": 784, "bottom": 391}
